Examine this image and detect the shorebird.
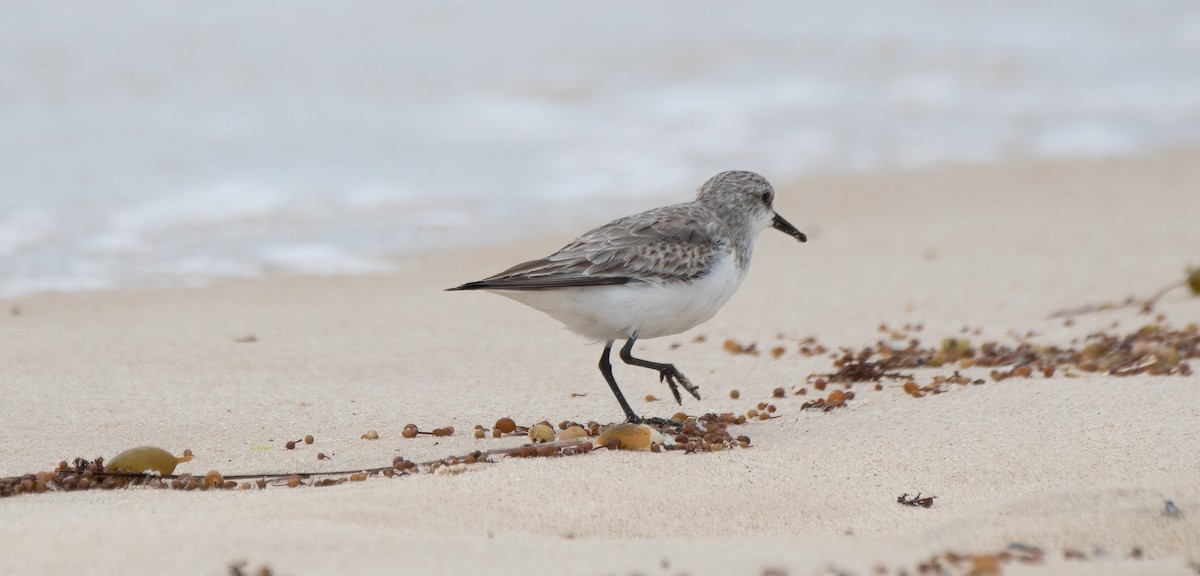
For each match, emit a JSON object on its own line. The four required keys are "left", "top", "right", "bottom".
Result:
{"left": 448, "top": 171, "right": 805, "bottom": 422}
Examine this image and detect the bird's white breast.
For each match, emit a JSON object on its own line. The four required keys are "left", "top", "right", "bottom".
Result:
{"left": 494, "top": 251, "right": 747, "bottom": 342}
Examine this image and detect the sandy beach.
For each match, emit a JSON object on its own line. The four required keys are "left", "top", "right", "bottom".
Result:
{"left": 2, "top": 150, "right": 1199, "bottom": 575}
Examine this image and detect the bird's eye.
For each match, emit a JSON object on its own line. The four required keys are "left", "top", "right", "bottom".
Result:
{"left": 761, "top": 192, "right": 771, "bottom": 205}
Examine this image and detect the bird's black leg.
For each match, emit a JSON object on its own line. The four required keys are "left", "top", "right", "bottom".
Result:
{"left": 619, "top": 335, "right": 701, "bottom": 405}
{"left": 599, "top": 340, "right": 641, "bottom": 423}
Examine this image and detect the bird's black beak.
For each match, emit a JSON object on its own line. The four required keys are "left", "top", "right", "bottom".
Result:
{"left": 772, "top": 213, "right": 806, "bottom": 242}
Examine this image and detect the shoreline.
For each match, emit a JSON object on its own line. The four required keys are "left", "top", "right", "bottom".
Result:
{"left": 3, "top": 147, "right": 1197, "bottom": 303}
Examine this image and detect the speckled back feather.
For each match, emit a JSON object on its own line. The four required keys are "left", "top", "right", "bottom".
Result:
{"left": 449, "top": 203, "right": 730, "bottom": 291}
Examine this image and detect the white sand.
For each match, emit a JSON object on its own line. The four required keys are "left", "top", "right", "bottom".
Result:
{"left": 2, "top": 150, "right": 1198, "bottom": 575}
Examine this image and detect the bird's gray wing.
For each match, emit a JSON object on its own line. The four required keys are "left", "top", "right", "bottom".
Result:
{"left": 448, "top": 204, "right": 727, "bottom": 291}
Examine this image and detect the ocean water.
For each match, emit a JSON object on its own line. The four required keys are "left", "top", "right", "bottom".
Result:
{"left": 2, "top": 1, "right": 1199, "bottom": 296}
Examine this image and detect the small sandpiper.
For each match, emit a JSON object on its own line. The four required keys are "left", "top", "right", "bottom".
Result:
{"left": 449, "top": 170, "right": 806, "bottom": 422}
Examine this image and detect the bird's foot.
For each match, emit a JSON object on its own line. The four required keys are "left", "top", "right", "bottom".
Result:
{"left": 623, "top": 415, "right": 680, "bottom": 431}
{"left": 640, "top": 416, "right": 674, "bottom": 427}
{"left": 658, "top": 366, "right": 701, "bottom": 404}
